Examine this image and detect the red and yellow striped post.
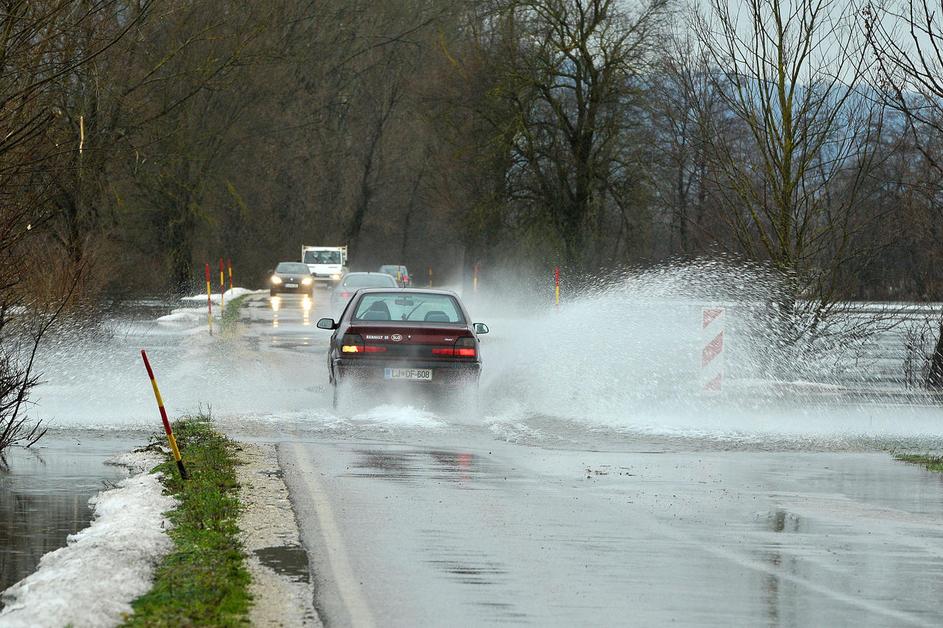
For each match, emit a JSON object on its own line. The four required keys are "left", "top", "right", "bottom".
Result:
{"left": 141, "top": 350, "right": 189, "bottom": 480}
{"left": 219, "top": 258, "right": 225, "bottom": 310}
{"left": 205, "top": 263, "right": 213, "bottom": 335}
{"left": 554, "top": 267, "right": 560, "bottom": 308}
{"left": 228, "top": 258, "right": 233, "bottom": 292}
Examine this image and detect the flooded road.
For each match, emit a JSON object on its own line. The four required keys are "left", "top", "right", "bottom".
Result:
{"left": 17, "top": 287, "right": 943, "bottom": 625}
{"left": 280, "top": 437, "right": 943, "bottom": 627}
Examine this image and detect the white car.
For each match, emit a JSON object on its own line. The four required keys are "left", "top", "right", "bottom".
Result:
{"left": 331, "top": 272, "right": 398, "bottom": 314}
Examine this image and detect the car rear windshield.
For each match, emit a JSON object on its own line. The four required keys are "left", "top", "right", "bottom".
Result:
{"left": 352, "top": 293, "right": 465, "bottom": 323}
{"left": 276, "top": 262, "right": 310, "bottom": 274}
{"left": 343, "top": 274, "right": 397, "bottom": 288}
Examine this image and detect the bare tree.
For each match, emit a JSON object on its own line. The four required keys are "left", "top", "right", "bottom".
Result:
{"left": 866, "top": 0, "right": 943, "bottom": 387}
{"left": 693, "top": 0, "right": 886, "bottom": 346}
{"left": 0, "top": 1, "right": 141, "bottom": 451}
{"left": 495, "top": 0, "right": 669, "bottom": 269}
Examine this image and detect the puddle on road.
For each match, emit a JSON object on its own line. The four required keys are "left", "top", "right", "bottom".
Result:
{"left": 0, "top": 431, "right": 141, "bottom": 605}
{"left": 254, "top": 545, "right": 310, "bottom": 582}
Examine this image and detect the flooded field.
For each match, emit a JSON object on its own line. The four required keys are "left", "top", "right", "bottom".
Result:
{"left": 0, "top": 432, "right": 144, "bottom": 602}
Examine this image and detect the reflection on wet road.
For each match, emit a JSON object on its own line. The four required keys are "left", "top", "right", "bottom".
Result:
{"left": 281, "top": 439, "right": 943, "bottom": 627}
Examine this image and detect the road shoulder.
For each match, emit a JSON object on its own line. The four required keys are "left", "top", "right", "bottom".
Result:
{"left": 237, "top": 442, "right": 321, "bottom": 627}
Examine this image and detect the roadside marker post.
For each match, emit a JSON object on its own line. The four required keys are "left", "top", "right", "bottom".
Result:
{"left": 554, "top": 267, "right": 560, "bottom": 308}
{"left": 219, "top": 258, "right": 225, "bottom": 310}
{"left": 428, "top": 267, "right": 432, "bottom": 288}
{"left": 141, "top": 350, "right": 189, "bottom": 480}
{"left": 205, "top": 263, "right": 213, "bottom": 335}
{"left": 473, "top": 263, "right": 480, "bottom": 294}
{"left": 702, "top": 307, "right": 725, "bottom": 392}
{"left": 228, "top": 258, "right": 233, "bottom": 292}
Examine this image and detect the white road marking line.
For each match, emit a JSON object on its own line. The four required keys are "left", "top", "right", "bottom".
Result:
{"left": 288, "top": 443, "right": 376, "bottom": 628}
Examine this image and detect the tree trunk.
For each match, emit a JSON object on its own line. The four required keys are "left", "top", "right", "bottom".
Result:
{"left": 926, "top": 318, "right": 943, "bottom": 389}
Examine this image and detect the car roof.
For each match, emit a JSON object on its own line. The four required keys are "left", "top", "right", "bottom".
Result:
{"left": 345, "top": 271, "right": 389, "bottom": 275}
{"left": 354, "top": 287, "right": 460, "bottom": 297}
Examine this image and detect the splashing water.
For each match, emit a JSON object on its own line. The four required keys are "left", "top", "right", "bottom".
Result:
{"left": 25, "top": 265, "right": 943, "bottom": 448}
{"left": 472, "top": 261, "right": 943, "bottom": 446}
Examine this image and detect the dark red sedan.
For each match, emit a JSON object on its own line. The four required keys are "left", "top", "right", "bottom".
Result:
{"left": 317, "top": 289, "right": 489, "bottom": 408}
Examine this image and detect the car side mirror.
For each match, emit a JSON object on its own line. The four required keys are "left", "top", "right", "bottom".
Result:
{"left": 267, "top": 269, "right": 274, "bottom": 275}
{"left": 317, "top": 318, "right": 337, "bottom": 330}
{"left": 474, "top": 322, "right": 489, "bottom": 335}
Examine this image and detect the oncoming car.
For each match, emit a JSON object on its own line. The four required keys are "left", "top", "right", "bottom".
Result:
{"left": 331, "top": 272, "right": 398, "bottom": 314}
{"left": 317, "top": 289, "right": 489, "bottom": 408}
{"left": 269, "top": 262, "right": 313, "bottom": 296}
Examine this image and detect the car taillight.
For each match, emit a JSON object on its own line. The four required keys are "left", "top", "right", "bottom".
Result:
{"left": 432, "top": 336, "right": 476, "bottom": 358}
{"left": 340, "top": 334, "right": 387, "bottom": 354}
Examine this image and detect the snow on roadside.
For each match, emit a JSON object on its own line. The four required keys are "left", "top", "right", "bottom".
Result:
{"left": 157, "top": 307, "right": 219, "bottom": 323}
{"left": 0, "top": 451, "right": 177, "bottom": 628}
{"left": 157, "top": 288, "right": 262, "bottom": 324}
{"left": 180, "top": 287, "right": 257, "bottom": 305}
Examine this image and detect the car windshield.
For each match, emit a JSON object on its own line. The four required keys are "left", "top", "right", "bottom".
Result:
{"left": 276, "top": 262, "right": 310, "bottom": 274}
{"left": 352, "top": 292, "right": 464, "bottom": 323}
{"left": 304, "top": 250, "right": 341, "bottom": 264}
{"left": 342, "top": 274, "right": 397, "bottom": 288}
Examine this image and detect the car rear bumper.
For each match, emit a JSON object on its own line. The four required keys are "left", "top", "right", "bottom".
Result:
{"left": 334, "top": 358, "right": 480, "bottom": 386}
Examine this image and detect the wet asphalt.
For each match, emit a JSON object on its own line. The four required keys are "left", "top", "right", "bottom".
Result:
{"left": 279, "top": 438, "right": 943, "bottom": 627}
{"left": 242, "top": 293, "right": 943, "bottom": 627}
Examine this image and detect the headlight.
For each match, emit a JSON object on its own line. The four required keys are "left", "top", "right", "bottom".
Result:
{"left": 330, "top": 274, "right": 341, "bottom": 281}
{"left": 271, "top": 275, "right": 282, "bottom": 284}
{"left": 302, "top": 277, "right": 312, "bottom": 286}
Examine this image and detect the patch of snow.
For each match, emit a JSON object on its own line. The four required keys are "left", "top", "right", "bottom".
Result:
{"left": 180, "top": 287, "right": 257, "bottom": 305}
{"left": 156, "top": 307, "right": 215, "bottom": 323}
{"left": 0, "top": 451, "right": 177, "bottom": 628}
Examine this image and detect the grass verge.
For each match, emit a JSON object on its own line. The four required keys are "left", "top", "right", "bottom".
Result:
{"left": 221, "top": 293, "right": 250, "bottom": 333}
{"left": 896, "top": 454, "right": 943, "bottom": 473}
{"left": 123, "top": 415, "right": 250, "bottom": 627}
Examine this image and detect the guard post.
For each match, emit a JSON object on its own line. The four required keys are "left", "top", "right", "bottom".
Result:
{"left": 554, "top": 266, "right": 560, "bottom": 308}
{"left": 141, "top": 349, "right": 189, "bottom": 480}
{"left": 205, "top": 263, "right": 213, "bottom": 335}
{"left": 219, "top": 258, "right": 225, "bottom": 310}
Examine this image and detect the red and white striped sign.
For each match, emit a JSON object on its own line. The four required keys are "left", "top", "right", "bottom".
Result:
{"left": 702, "top": 307, "right": 725, "bottom": 391}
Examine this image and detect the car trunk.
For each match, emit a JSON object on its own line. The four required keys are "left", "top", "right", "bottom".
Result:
{"left": 346, "top": 324, "right": 472, "bottom": 360}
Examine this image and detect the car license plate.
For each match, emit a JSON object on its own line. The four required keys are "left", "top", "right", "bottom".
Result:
{"left": 285, "top": 283, "right": 298, "bottom": 288}
{"left": 384, "top": 368, "right": 432, "bottom": 381}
